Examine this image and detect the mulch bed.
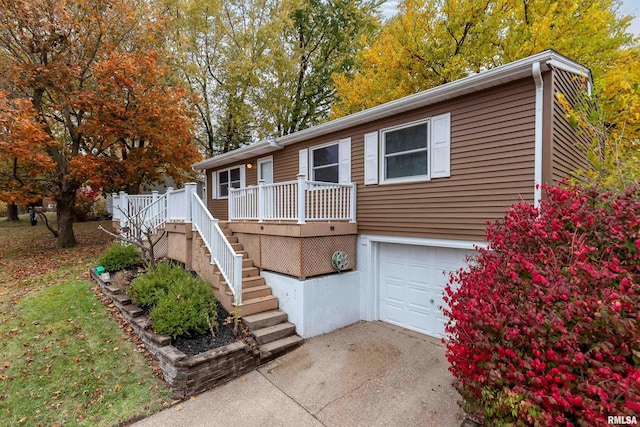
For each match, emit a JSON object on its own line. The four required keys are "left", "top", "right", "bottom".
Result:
{"left": 172, "top": 305, "right": 241, "bottom": 356}
{"left": 106, "top": 268, "right": 246, "bottom": 357}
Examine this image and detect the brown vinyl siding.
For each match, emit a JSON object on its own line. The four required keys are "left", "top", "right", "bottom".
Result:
{"left": 206, "top": 78, "right": 537, "bottom": 241}
{"left": 551, "top": 68, "right": 592, "bottom": 183}
{"left": 355, "top": 78, "right": 536, "bottom": 241}
{"left": 206, "top": 161, "right": 257, "bottom": 220}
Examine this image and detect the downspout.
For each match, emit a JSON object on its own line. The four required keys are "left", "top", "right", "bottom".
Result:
{"left": 532, "top": 62, "right": 544, "bottom": 208}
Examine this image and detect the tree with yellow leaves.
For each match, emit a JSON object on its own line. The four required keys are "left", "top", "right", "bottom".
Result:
{"left": 332, "top": 0, "right": 632, "bottom": 117}
{"left": 557, "top": 47, "right": 640, "bottom": 190}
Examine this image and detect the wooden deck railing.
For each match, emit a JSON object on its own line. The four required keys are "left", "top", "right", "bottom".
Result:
{"left": 229, "top": 175, "right": 356, "bottom": 224}
{"left": 111, "top": 184, "right": 243, "bottom": 305}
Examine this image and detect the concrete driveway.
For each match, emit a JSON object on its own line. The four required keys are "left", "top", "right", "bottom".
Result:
{"left": 133, "top": 321, "right": 465, "bottom": 427}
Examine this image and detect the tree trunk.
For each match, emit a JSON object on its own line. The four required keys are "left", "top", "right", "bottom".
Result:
{"left": 7, "top": 202, "right": 19, "bottom": 221}
{"left": 56, "top": 190, "right": 77, "bottom": 248}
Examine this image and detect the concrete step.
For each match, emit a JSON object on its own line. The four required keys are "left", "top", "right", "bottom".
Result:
{"left": 238, "top": 295, "right": 278, "bottom": 317}
{"left": 242, "top": 267, "right": 259, "bottom": 278}
{"left": 242, "top": 258, "right": 254, "bottom": 268}
{"left": 260, "top": 335, "right": 304, "bottom": 357}
{"left": 253, "top": 322, "right": 296, "bottom": 345}
{"left": 242, "top": 310, "right": 288, "bottom": 330}
{"left": 227, "top": 285, "right": 271, "bottom": 301}
{"left": 242, "top": 276, "right": 265, "bottom": 288}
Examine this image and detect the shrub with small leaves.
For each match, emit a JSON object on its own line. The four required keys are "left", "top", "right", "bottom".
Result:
{"left": 444, "top": 183, "right": 640, "bottom": 426}
{"left": 99, "top": 243, "right": 142, "bottom": 272}
{"left": 129, "top": 262, "right": 184, "bottom": 309}
{"left": 150, "top": 276, "right": 217, "bottom": 339}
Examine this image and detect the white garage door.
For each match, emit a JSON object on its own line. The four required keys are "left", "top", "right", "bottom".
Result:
{"left": 378, "top": 243, "right": 474, "bottom": 337}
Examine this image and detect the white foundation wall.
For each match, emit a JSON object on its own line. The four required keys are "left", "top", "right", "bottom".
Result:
{"left": 261, "top": 270, "right": 360, "bottom": 338}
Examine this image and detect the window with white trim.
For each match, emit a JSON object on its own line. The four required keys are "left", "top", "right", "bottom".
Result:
{"left": 311, "top": 142, "right": 339, "bottom": 183}
{"left": 381, "top": 119, "right": 430, "bottom": 183}
{"left": 218, "top": 166, "right": 242, "bottom": 198}
{"left": 365, "top": 113, "right": 450, "bottom": 186}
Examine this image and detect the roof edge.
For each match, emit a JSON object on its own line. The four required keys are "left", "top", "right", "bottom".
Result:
{"left": 193, "top": 50, "right": 591, "bottom": 171}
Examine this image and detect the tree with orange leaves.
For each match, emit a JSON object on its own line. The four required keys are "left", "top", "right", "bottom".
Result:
{"left": 0, "top": 0, "right": 200, "bottom": 247}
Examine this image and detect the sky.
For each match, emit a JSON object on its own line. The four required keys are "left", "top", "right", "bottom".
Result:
{"left": 380, "top": 0, "right": 640, "bottom": 38}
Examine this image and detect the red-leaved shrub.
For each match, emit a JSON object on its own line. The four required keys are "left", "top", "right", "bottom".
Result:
{"left": 443, "top": 184, "right": 640, "bottom": 426}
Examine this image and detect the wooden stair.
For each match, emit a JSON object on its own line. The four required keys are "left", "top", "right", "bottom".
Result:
{"left": 212, "top": 221, "right": 303, "bottom": 357}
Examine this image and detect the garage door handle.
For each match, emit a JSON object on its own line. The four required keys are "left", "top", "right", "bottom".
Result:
{"left": 430, "top": 299, "right": 434, "bottom": 304}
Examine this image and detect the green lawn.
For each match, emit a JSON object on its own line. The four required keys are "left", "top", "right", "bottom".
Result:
{"left": 0, "top": 215, "right": 171, "bottom": 426}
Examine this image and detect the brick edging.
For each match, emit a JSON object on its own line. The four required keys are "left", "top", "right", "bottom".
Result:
{"left": 91, "top": 269, "right": 262, "bottom": 399}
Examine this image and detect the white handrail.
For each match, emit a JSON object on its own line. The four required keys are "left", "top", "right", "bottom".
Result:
{"left": 111, "top": 192, "right": 168, "bottom": 238}
{"left": 167, "top": 188, "right": 187, "bottom": 221}
{"left": 229, "top": 179, "right": 356, "bottom": 223}
{"left": 115, "top": 185, "right": 243, "bottom": 306}
{"left": 191, "top": 193, "right": 243, "bottom": 306}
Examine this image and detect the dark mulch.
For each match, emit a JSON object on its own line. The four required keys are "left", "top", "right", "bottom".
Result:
{"left": 105, "top": 268, "right": 245, "bottom": 357}
{"left": 172, "top": 304, "right": 242, "bottom": 356}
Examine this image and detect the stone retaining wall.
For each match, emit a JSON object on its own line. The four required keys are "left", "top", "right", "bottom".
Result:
{"left": 92, "top": 270, "right": 261, "bottom": 399}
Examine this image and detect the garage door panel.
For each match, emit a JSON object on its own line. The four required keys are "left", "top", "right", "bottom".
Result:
{"left": 406, "top": 286, "right": 432, "bottom": 309}
{"left": 381, "top": 278, "right": 404, "bottom": 300}
{"left": 407, "top": 265, "right": 430, "bottom": 284}
{"left": 381, "top": 302, "right": 405, "bottom": 325}
{"left": 378, "top": 243, "right": 473, "bottom": 338}
{"left": 406, "top": 309, "right": 432, "bottom": 335}
{"left": 380, "top": 259, "right": 405, "bottom": 279}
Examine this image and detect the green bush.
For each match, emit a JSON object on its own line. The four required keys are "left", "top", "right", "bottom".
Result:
{"left": 99, "top": 243, "right": 142, "bottom": 272}
{"left": 129, "top": 262, "right": 184, "bottom": 309}
{"left": 129, "top": 262, "right": 218, "bottom": 338}
{"left": 150, "top": 277, "right": 218, "bottom": 339}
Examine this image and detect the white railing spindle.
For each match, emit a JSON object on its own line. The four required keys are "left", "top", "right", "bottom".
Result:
{"left": 228, "top": 179, "right": 356, "bottom": 223}
{"left": 191, "top": 192, "right": 243, "bottom": 306}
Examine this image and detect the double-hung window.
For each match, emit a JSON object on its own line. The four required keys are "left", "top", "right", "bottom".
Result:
{"left": 299, "top": 138, "right": 351, "bottom": 183}
{"left": 215, "top": 166, "right": 244, "bottom": 198}
{"left": 364, "top": 113, "right": 450, "bottom": 186}
{"left": 311, "top": 143, "right": 339, "bottom": 183}
{"left": 381, "top": 119, "right": 429, "bottom": 182}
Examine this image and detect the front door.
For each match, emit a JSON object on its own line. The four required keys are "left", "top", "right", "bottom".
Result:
{"left": 258, "top": 156, "right": 274, "bottom": 184}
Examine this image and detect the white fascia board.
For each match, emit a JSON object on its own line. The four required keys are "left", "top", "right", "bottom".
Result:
{"left": 192, "top": 141, "right": 280, "bottom": 170}
{"left": 545, "top": 51, "right": 592, "bottom": 80}
{"left": 275, "top": 50, "right": 562, "bottom": 148}
{"left": 192, "top": 50, "right": 590, "bottom": 171}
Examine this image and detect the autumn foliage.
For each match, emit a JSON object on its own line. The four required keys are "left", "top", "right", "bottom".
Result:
{"left": 0, "top": 92, "right": 56, "bottom": 204}
{"left": 332, "top": 0, "right": 632, "bottom": 117}
{"left": 444, "top": 184, "right": 640, "bottom": 425}
{"left": 0, "top": 0, "right": 200, "bottom": 247}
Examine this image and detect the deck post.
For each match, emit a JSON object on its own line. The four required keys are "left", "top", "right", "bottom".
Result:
{"left": 151, "top": 191, "right": 159, "bottom": 231}
{"left": 297, "top": 174, "right": 306, "bottom": 224}
{"left": 349, "top": 183, "right": 357, "bottom": 223}
{"left": 118, "top": 191, "right": 127, "bottom": 227}
{"left": 258, "top": 179, "right": 265, "bottom": 223}
{"left": 110, "top": 193, "right": 118, "bottom": 218}
{"left": 185, "top": 182, "right": 197, "bottom": 223}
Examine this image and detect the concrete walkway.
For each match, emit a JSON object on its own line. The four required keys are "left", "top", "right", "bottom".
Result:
{"left": 133, "top": 321, "right": 465, "bottom": 427}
